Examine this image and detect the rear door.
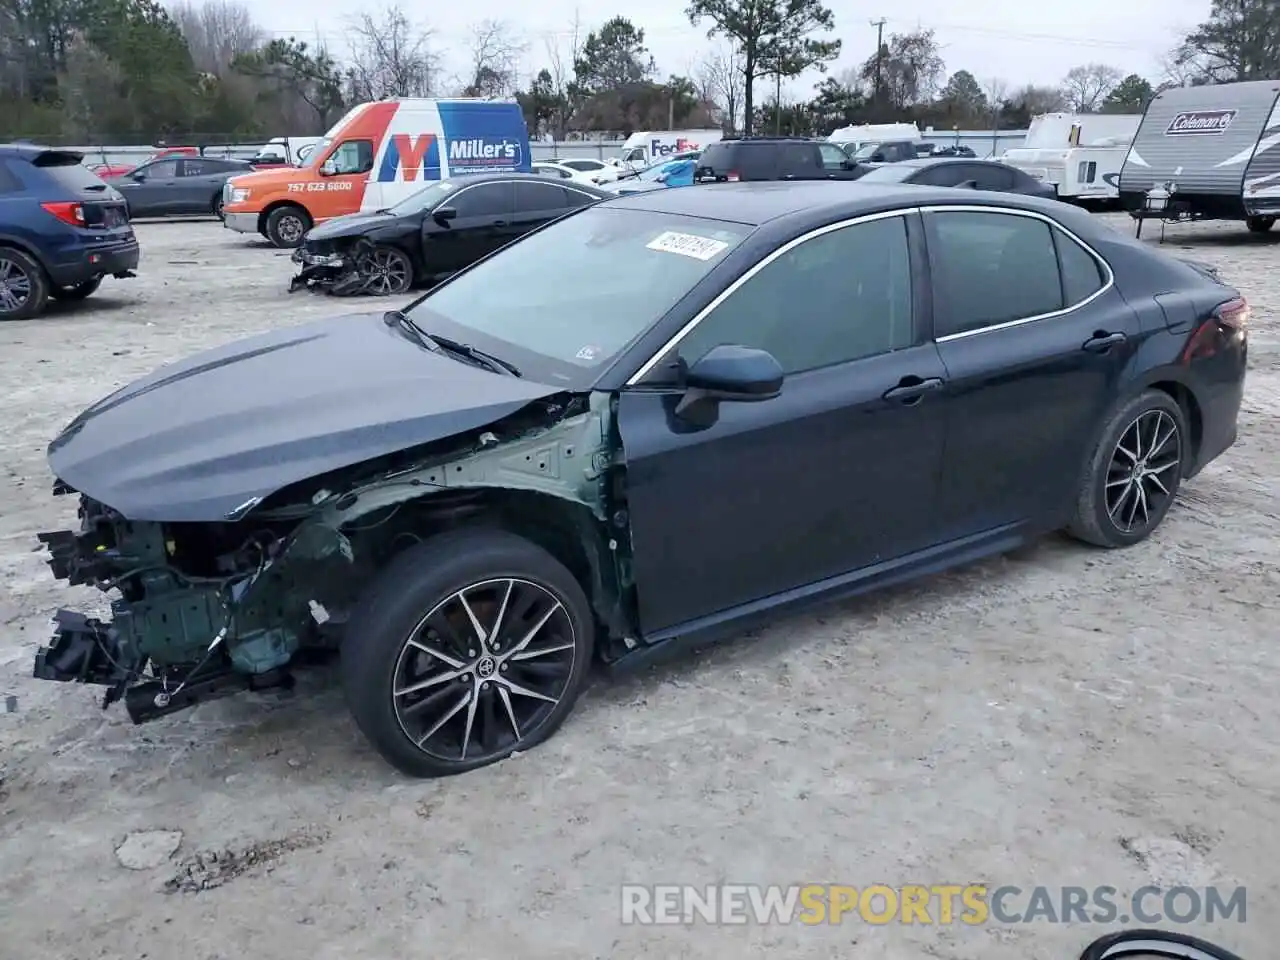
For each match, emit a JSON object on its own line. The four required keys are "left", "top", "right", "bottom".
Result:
{"left": 512, "top": 179, "right": 575, "bottom": 232}
{"left": 174, "top": 158, "right": 224, "bottom": 213}
{"left": 924, "top": 206, "right": 1140, "bottom": 538}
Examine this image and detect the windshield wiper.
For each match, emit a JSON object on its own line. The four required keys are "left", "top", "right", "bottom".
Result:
{"left": 384, "top": 309, "right": 521, "bottom": 377}
{"left": 423, "top": 332, "right": 522, "bottom": 377}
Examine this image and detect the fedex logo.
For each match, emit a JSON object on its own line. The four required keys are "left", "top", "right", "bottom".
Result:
{"left": 376, "top": 133, "right": 442, "bottom": 182}
{"left": 448, "top": 138, "right": 523, "bottom": 170}
{"left": 651, "top": 138, "right": 699, "bottom": 157}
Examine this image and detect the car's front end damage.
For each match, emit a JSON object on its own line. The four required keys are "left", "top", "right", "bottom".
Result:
{"left": 32, "top": 313, "right": 638, "bottom": 726}
{"left": 290, "top": 237, "right": 384, "bottom": 295}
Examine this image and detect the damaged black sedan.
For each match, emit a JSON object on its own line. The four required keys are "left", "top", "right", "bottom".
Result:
{"left": 290, "top": 173, "right": 615, "bottom": 295}
{"left": 35, "top": 182, "right": 1247, "bottom": 777}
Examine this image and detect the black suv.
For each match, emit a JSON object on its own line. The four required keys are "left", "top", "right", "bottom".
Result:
{"left": 694, "top": 137, "right": 863, "bottom": 182}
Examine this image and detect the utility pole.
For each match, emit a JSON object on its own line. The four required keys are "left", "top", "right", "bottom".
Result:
{"left": 870, "top": 18, "right": 886, "bottom": 116}
{"left": 775, "top": 71, "right": 783, "bottom": 135}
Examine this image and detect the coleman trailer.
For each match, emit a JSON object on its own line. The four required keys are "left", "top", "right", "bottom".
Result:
{"left": 1119, "top": 79, "right": 1280, "bottom": 233}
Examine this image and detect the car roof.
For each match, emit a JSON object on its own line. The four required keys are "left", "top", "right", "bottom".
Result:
{"left": 448, "top": 172, "right": 614, "bottom": 196}
{"left": 895, "top": 156, "right": 1002, "bottom": 168}
{"left": 603, "top": 180, "right": 1069, "bottom": 228}
{"left": 0, "top": 143, "right": 84, "bottom": 162}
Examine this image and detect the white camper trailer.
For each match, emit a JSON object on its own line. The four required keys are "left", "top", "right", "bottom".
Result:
{"left": 1000, "top": 112, "right": 1142, "bottom": 203}
{"left": 1119, "top": 80, "right": 1280, "bottom": 233}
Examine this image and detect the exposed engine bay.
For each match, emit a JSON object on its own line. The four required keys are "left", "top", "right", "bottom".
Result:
{"left": 34, "top": 391, "right": 637, "bottom": 723}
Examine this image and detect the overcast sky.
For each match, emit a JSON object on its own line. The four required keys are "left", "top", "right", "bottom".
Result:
{"left": 250, "top": 0, "right": 1212, "bottom": 99}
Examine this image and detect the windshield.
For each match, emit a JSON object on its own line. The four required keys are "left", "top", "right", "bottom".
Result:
{"left": 852, "top": 142, "right": 881, "bottom": 160}
{"left": 308, "top": 138, "right": 332, "bottom": 168}
{"left": 386, "top": 180, "right": 458, "bottom": 215}
{"left": 406, "top": 206, "right": 753, "bottom": 385}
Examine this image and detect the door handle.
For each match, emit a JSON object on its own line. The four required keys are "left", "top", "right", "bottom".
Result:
{"left": 492, "top": 220, "right": 509, "bottom": 226}
{"left": 882, "top": 377, "right": 944, "bottom": 403}
{"left": 1082, "top": 332, "right": 1127, "bottom": 353}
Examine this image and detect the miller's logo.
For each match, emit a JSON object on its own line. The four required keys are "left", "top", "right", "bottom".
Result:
{"left": 1165, "top": 110, "right": 1237, "bottom": 136}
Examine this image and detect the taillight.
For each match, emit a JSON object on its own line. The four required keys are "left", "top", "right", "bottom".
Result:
{"left": 1214, "top": 296, "right": 1249, "bottom": 330}
{"left": 41, "top": 201, "right": 85, "bottom": 226}
{"left": 725, "top": 171, "right": 740, "bottom": 182}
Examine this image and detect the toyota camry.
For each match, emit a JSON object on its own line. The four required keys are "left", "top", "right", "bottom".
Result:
{"left": 33, "top": 182, "right": 1247, "bottom": 777}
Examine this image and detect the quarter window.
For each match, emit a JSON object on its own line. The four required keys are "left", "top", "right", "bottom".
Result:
{"left": 928, "top": 211, "right": 1064, "bottom": 337}
{"left": 1056, "top": 231, "right": 1105, "bottom": 303}
{"left": 676, "top": 215, "right": 915, "bottom": 375}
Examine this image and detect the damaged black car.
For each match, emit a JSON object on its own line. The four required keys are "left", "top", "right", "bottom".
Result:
{"left": 34, "top": 183, "right": 1247, "bottom": 777}
{"left": 289, "top": 173, "right": 615, "bottom": 295}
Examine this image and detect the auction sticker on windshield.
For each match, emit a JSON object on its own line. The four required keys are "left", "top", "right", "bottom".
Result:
{"left": 646, "top": 231, "right": 730, "bottom": 261}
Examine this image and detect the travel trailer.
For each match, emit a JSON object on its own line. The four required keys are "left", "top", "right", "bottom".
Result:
{"left": 1118, "top": 79, "right": 1280, "bottom": 233}
{"left": 827, "top": 122, "right": 922, "bottom": 155}
{"left": 1000, "top": 112, "right": 1141, "bottom": 203}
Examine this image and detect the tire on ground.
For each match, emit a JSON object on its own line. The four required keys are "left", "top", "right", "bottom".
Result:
{"left": 340, "top": 528, "right": 595, "bottom": 778}
{"left": 264, "top": 205, "right": 311, "bottom": 248}
{"left": 0, "top": 247, "right": 50, "bottom": 320}
{"left": 50, "top": 277, "right": 102, "bottom": 301}
{"left": 1066, "top": 388, "right": 1189, "bottom": 548}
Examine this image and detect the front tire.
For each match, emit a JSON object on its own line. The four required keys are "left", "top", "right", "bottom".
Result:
{"left": 1067, "top": 390, "right": 1188, "bottom": 548}
{"left": 341, "top": 529, "right": 595, "bottom": 778}
{"left": 264, "top": 204, "right": 311, "bottom": 248}
{"left": 0, "top": 248, "right": 50, "bottom": 320}
{"left": 50, "top": 277, "right": 102, "bottom": 301}
{"left": 212, "top": 193, "right": 225, "bottom": 220}
{"left": 362, "top": 245, "right": 414, "bottom": 295}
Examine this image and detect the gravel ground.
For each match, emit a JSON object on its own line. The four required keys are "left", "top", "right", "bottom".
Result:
{"left": 1, "top": 213, "right": 1277, "bottom": 960}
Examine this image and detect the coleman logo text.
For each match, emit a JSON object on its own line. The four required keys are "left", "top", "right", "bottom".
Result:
{"left": 1165, "top": 110, "right": 1237, "bottom": 135}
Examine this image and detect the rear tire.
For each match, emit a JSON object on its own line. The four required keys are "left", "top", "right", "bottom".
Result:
{"left": 1067, "top": 390, "right": 1187, "bottom": 548}
{"left": 1246, "top": 215, "right": 1275, "bottom": 234}
{"left": 50, "top": 277, "right": 102, "bottom": 301}
{"left": 0, "top": 248, "right": 50, "bottom": 320}
{"left": 264, "top": 205, "right": 311, "bottom": 248}
{"left": 341, "top": 529, "right": 595, "bottom": 778}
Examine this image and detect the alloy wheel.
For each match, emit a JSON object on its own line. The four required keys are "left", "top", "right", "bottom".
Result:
{"left": 1105, "top": 409, "right": 1182, "bottom": 534}
{"left": 391, "top": 578, "right": 577, "bottom": 763}
{"left": 366, "top": 249, "right": 411, "bottom": 295}
{"left": 0, "top": 256, "right": 32, "bottom": 314}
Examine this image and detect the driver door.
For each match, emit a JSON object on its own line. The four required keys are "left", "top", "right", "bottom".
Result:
{"left": 422, "top": 181, "right": 517, "bottom": 276}
{"left": 616, "top": 211, "right": 949, "bottom": 637}
{"left": 119, "top": 159, "right": 179, "bottom": 216}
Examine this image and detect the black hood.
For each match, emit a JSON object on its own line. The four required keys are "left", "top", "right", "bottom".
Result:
{"left": 48, "top": 313, "right": 562, "bottom": 522}
{"left": 305, "top": 211, "right": 397, "bottom": 242}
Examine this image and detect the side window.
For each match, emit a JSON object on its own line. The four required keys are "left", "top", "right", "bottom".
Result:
{"left": 179, "top": 159, "right": 212, "bottom": 176}
{"left": 560, "top": 187, "right": 599, "bottom": 208}
{"left": 623, "top": 148, "right": 646, "bottom": 162}
{"left": 1055, "top": 230, "right": 1106, "bottom": 304}
{"left": 779, "top": 143, "right": 820, "bottom": 173}
{"left": 0, "top": 160, "right": 23, "bottom": 193}
{"left": 969, "top": 164, "right": 1014, "bottom": 191}
{"left": 451, "top": 182, "right": 514, "bottom": 219}
{"left": 818, "top": 143, "right": 847, "bottom": 170}
{"left": 515, "top": 180, "right": 568, "bottom": 212}
{"left": 736, "top": 146, "right": 776, "bottom": 179}
{"left": 326, "top": 140, "right": 374, "bottom": 175}
{"left": 140, "top": 160, "right": 179, "bottom": 178}
{"left": 676, "top": 216, "right": 915, "bottom": 375}
{"left": 913, "top": 165, "right": 959, "bottom": 186}
{"left": 1080, "top": 161, "right": 1097, "bottom": 183}
{"left": 928, "top": 211, "right": 1063, "bottom": 337}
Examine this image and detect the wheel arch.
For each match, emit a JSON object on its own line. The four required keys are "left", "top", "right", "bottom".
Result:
{"left": 257, "top": 199, "right": 311, "bottom": 234}
{"left": 1128, "top": 367, "right": 1204, "bottom": 473}
{"left": 0, "top": 235, "right": 52, "bottom": 278}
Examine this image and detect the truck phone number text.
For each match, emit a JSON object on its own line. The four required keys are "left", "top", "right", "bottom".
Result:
{"left": 287, "top": 182, "right": 355, "bottom": 192}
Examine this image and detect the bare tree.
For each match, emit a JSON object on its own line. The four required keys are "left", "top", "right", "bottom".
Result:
{"left": 346, "top": 4, "right": 438, "bottom": 100}
{"left": 170, "top": 0, "right": 263, "bottom": 76}
{"left": 697, "top": 44, "right": 744, "bottom": 133}
{"left": 1158, "top": 44, "right": 1200, "bottom": 89}
{"left": 542, "top": 12, "right": 584, "bottom": 138}
{"left": 1060, "top": 63, "right": 1123, "bottom": 112}
{"left": 463, "top": 19, "right": 527, "bottom": 97}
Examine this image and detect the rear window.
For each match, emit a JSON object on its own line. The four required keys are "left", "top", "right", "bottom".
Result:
{"left": 697, "top": 142, "right": 735, "bottom": 170}
{"left": 31, "top": 154, "right": 109, "bottom": 193}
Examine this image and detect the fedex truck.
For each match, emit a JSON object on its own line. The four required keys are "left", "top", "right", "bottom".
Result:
{"left": 615, "top": 130, "right": 723, "bottom": 172}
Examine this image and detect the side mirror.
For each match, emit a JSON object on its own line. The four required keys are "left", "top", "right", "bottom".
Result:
{"left": 674, "top": 344, "right": 782, "bottom": 425}
{"left": 130, "top": 172, "right": 146, "bottom": 182}
{"left": 432, "top": 206, "right": 458, "bottom": 224}
{"left": 319, "top": 160, "right": 337, "bottom": 176}
{"left": 870, "top": 152, "right": 886, "bottom": 162}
